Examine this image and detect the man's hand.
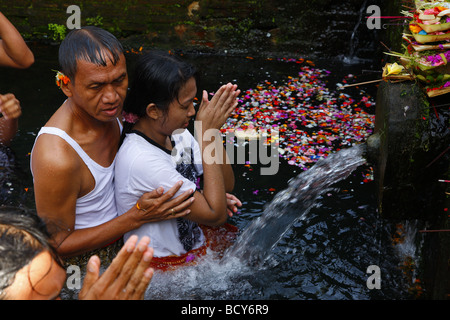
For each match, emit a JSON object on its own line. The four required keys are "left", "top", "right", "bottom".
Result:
{"left": 135, "top": 181, "right": 195, "bottom": 223}
{"left": 79, "top": 235, "right": 154, "bottom": 300}
{"left": 0, "top": 93, "right": 21, "bottom": 120}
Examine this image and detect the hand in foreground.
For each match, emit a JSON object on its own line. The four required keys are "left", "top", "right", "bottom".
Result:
{"left": 0, "top": 93, "right": 21, "bottom": 120}
{"left": 78, "top": 235, "right": 154, "bottom": 300}
{"left": 136, "top": 180, "right": 195, "bottom": 223}
{"left": 226, "top": 193, "right": 242, "bottom": 217}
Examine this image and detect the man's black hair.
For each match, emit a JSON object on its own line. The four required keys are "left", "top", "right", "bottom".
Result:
{"left": 58, "top": 26, "right": 124, "bottom": 81}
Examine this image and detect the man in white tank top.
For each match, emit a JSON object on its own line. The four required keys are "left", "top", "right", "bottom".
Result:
{"left": 31, "top": 27, "right": 194, "bottom": 260}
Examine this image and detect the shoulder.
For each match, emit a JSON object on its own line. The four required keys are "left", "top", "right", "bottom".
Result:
{"left": 32, "top": 130, "right": 82, "bottom": 176}
{"left": 31, "top": 130, "right": 83, "bottom": 205}
{"left": 117, "top": 134, "right": 170, "bottom": 175}
{"left": 172, "top": 129, "right": 199, "bottom": 151}
{"left": 173, "top": 129, "right": 196, "bottom": 142}
{"left": 117, "top": 133, "right": 166, "bottom": 162}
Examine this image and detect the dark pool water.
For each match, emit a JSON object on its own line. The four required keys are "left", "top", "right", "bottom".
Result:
{"left": 1, "top": 44, "right": 417, "bottom": 300}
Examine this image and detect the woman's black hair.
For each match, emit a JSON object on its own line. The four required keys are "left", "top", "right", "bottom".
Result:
{"left": 58, "top": 26, "right": 124, "bottom": 82}
{"left": 0, "top": 207, "right": 63, "bottom": 299}
{"left": 122, "top": 50, "right": 198, "bottom": 134}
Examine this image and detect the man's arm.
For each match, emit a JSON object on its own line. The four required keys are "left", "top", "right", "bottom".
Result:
{"left": 0, "top": 12, "right": 34, "bottom": 68}
{"left": 32, "top": 134, "right": 194, "bottom": 258}
{"left": 31, "top": 133, "right": 106, "bottom": 256}
{"left": 0, "top": 94, "right": 21, "bottom": 146}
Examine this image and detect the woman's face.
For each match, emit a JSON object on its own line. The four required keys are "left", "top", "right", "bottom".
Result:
{"left": 161, "top": 77, "right": 197, "bottom": 135}
{"left": 4, "top": 250, "right": 66, "bottom": 300}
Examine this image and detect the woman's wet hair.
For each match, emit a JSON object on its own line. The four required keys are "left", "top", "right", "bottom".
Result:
{"left": 58, "top": 26, "right": 124, "bottom": 82}
{"left": 0, "top": 207, "right": 63, "bottom": 299}
{"left": 122, "top": 50, "right": 198, "bottom": 132}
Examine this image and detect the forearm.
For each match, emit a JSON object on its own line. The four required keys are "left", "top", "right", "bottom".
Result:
{"left": 221, "top": 145, "right": 235, "bottom": 192}
{"left": 54, "top": 207, "right": 143, "bottom": 258}
{"left": 190, "top": 83, "right": 239, "bottom": 225}
{"left": 0, "top": 117, "right": 18, "bottom": 146}
{"left": 198, "top": 139, "right": 228, "bottom": 226}
{"left": 0, "top": 12, "right": 34, "bottom": 68}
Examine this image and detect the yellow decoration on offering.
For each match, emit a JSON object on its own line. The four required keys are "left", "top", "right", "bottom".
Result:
{"left": 386, "top": 62, "right": 404, "bottom": 75}
{"left": 409, "top": 24, "right": 422, "bottom": 34}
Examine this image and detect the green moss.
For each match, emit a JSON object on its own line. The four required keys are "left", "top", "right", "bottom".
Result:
{"left": 85, "top": 15, "right": 103, "bottom": 27}
{"left": 0, "top": 0, "right": 383, "bottom": 56}
{"left": 47, "top": 23, "right": 66, "bottom": 42}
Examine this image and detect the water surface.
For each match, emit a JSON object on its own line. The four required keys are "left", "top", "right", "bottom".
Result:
{"left": 0, "top": 44, "right": 416, "bottom": 300}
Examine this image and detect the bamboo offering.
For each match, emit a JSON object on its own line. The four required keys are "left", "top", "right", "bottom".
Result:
{"left": 385, "top": 1, "right": 450, "bottom": 97}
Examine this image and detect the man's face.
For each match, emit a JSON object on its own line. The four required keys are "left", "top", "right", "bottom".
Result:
{"left": 66, "top": 51, "right": 128, "bottom": 122}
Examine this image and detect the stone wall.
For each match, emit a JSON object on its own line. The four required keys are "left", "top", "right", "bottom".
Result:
{"left": 370, "top": 81, "right": 449, "bottom": 220}
{"left": 0, "top": 0, "right": 383, "bottom": 58}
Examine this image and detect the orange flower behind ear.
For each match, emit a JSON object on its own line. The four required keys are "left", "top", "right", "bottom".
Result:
{"left": 54, "top": 70, "right": 70, "bottom": 88}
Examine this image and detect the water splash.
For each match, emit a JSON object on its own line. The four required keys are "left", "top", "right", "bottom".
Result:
{"left": 392, "top": 220, "right": 424, "bottom": 297}
{"left": 145, "top": 254, "right": 256, "bottom": 299}
{"left": 145, "top": 145, "right": 368, "bottom": 299}
{"left": 223, "top": 144, "right": 368, "bottom": 266}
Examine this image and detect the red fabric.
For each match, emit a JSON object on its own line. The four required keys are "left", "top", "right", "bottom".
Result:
{"left": 149, "top": 223, "right": 239, "bottom": 271}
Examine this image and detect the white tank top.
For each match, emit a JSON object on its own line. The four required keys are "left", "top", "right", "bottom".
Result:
{"left": 31, "top": 119, "right": 121, "bottom": 230}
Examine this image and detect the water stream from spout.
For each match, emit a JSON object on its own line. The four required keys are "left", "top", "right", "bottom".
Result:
{"left": 145, "top": 144, "right": 369, "bottom": 299}
{"left": 223, "top": 144, "right": 368, "bottom": 266}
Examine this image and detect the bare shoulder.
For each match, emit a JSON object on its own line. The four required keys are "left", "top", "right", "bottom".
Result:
{"left": 32, "top": 130, "right": 82, "bottom": 176}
